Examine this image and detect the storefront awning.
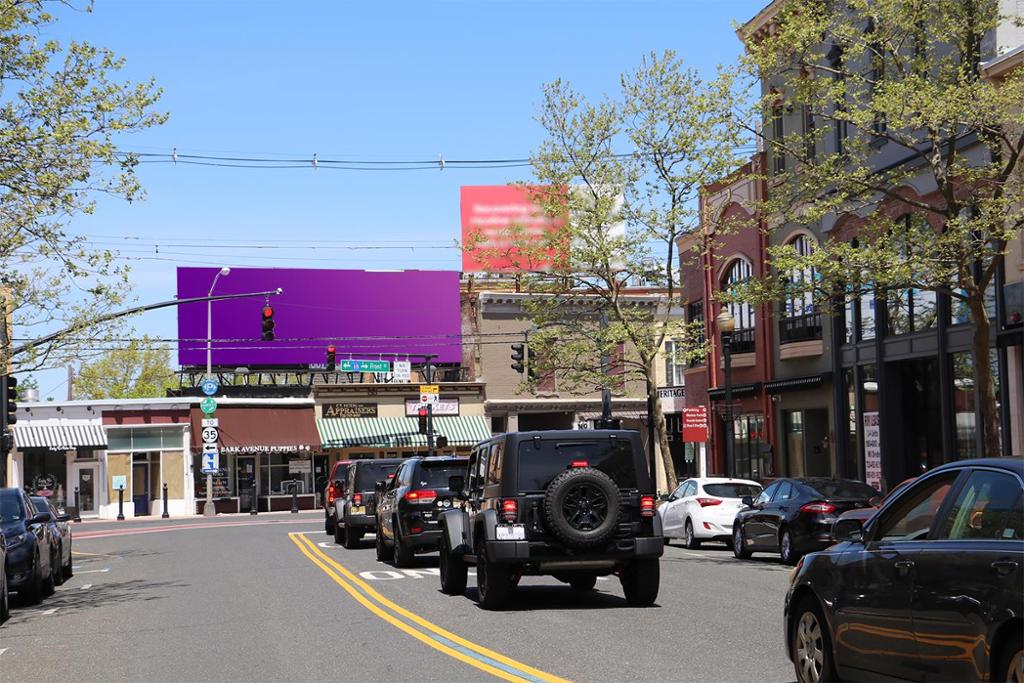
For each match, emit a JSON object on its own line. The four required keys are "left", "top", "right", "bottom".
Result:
{"left": 14, "top": 423, "right": 107, "bottom": 450}
{"left": 707, "top": 383, "right": 761, "bottom": 401}
{"left": 317, "top": 415, "right": 491, "bottom": 449}
{"left": 190, "top": 407, "right": 320, "bottom": 454}
{"left": 575, "top": 410, "right": 649, "bottom": 421}
{"left": 763, "top": 373, "right": 831, "bottom": 394}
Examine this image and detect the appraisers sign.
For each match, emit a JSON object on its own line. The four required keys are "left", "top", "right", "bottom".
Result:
{"left": 322, "top": 402, "right": 378, "bottom": 419}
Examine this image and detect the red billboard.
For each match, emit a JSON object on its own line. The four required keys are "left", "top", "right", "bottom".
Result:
{"left": 460, "top": 185, "right": 567, "bottom": 273}
{"left": 682, "top": 406, "right": 709, "bottom": 443}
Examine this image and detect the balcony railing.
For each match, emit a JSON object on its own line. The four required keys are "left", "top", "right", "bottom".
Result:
{"left": 779, "top": 312, "right": 823, "bottom": 343}
{"left": 728, "top": 328, "right": 756, "bottom": 355}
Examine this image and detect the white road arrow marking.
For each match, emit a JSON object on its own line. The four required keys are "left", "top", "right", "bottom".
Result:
{"left": 75, "top": 568, "right": 110, "bottom": 574}
{"left": 80, "top": 584, "right": 92, "bottom": 590}
{"left": 41, "top": 608, "right": 58, "bottom": 615}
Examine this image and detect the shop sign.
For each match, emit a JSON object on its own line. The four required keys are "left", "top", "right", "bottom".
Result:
{"left": 863, "top": 411, "right": 882, "bottom": 490}
{"left": 658, "top": 386, "right": 685, "bottom": 414}
{"left": 405, "top": 398, "right": 459, "bottom": 416}
{"left": 681, "top": 406, "right": 709, "bottom": 443}
{"left": 112, "top": 475, "right": 127, "bottom": 490}
{"left": 322, "top": 402, "right": 378, "bottom": 419}
{"left": 288, "top": 459, "right": 312, "bottom": 474}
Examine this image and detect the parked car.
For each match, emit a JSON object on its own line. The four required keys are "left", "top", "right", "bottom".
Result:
{"left": 334, "top": 458, "right": 405, "bottom": 548}
{"left": 831, "top": 476, "right": 916, "bottom": 539}
{"left": 1, "top": 526, "right": 7, "bottom": 623}
{"left": 732, "top": 477, "right": 879, "bottom": 564}
{"left": 30, "top": 496, "right": 72, "bottom": 583}
{"left": 323, "top": 459, "right": 353, "bottom": 535}
{"left": 0, "top": 488, "right": 56, "bottom": 605}
{"left": 437, "top": 430, "right": 664, "bottom": 610}
{"left": 659, "top": 477, "right": 762, "bottom": 549}
{"left": 375, "top": 456, "right": 468, "bottom": 566}
{"left": 785, "top": 457, "right": 1023, "bottom": 683}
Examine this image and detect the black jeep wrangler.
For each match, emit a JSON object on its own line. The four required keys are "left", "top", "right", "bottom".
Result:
{"left": 437, "top": 430, "right": 664, "bottom": 610}
{"left": 334, "top": 458, "right": 404, "bottom": 549}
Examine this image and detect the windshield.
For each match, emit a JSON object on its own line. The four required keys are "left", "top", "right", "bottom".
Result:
{"left": 517, "top": 440, "right": 638, "bottom": 492}
{"left": 415, "top": 461, "right": 467, "bottom": 489}
{"left": 354, "top": 462, "right": 402, "bottom": 490}
{"left": 0, "top": 490, "right": 26, "bottom": 523}
{"left": 703, "top": 483, "right": 762, "bottom": 499}
{"left": 804, "top": 480, "right": 880, "bottom": 500}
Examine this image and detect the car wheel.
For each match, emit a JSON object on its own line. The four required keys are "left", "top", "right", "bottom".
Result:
{"left": 569, "top": 574, "right": 598, "bottom": 591}
{"left": 343, "top": 524, "right": 361, "bottom": 549}
{"left": 995, "top": 627, "right": 1023, "bottom": 683}
{"left": 333, "top": 519, "right": 345, "bottom": 546}
{"left": 475, "top": 539, "right": 511, "bottom": 610}
{"left": 620, "top": 558, "right": 659, "bottom": 606}
{"left": 22, "top": 551, "right": 43, "bottom": 605}
{"left": 375, "top": 529, "right": 393, "bottom": 563}
{"left": 780, "top": 529, "right": 799, "bottom": 566}
{"left": 791, "top": 597, "right": 838, "bottom": 683}
{"left": 325, "top": 514, "right": 336, "bottom": 535}
{"left": 684, "top": 520, "right": 701, "bottom": 550}
{"left": 1, "top": 569, "right": 9, "bottom": 623}
{"left": 63, "top": 542, "right": 73, "bottom": 580}
{"left": 53, "top": 543, "right": 65, "bottom": 586}
{"left": 439, "top": 534, "right": 468, "bottom": 596}
{"left": 392, "top": 520, "right": 414, "bottom": 568}
{"left": 42, "top": 549, "right": 56, "bottom": 597}
{"left": 733, "top": 524, "right": 751, "bottom": 559}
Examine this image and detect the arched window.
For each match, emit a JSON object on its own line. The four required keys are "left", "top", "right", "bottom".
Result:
{"left": 780, "top": 234, "right": 823, "bottom": 342}
{"left": 722, "top": 258, "right": 756, "bottom": 353}
{"left": 887, "top": 214, "right": 937, "bottom": 335}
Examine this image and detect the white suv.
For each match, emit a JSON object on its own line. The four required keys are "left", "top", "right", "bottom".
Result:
{"left": 659, "top": 477, "right": 762, "bottom": 549}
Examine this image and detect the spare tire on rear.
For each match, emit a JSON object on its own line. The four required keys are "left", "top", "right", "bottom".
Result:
{"left": 543, "top": 467, "right": 620, "bottom": 549}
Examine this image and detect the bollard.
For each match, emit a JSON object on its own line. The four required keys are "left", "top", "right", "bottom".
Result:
{"left": 161, "top": 482, "right": 170, "bottom": 519}
{"left": 117, "top": 485, "right": 125, "bottom": 521}
{"left": 290, "top": 482, "right": 298, "bottom": 514}
{"left": 73, "top": 486, "right": 82, "bottom": 523}
{"left": 250, "top": 481, "right": 257, "bottom": 515}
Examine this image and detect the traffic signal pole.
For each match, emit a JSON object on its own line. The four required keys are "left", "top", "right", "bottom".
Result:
{"left": 424, "top": 354, "right": 436, "bottom": 457}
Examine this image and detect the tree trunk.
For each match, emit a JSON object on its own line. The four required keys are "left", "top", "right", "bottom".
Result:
{"left": 647, "top": 370, "right": 678, "bottom": 493}
{"left": 968, "top": 294, "right": 1002, "bottom": 458}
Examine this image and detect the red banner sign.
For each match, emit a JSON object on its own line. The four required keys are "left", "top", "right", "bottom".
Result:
{"left": 460, "top": 185, "right": 567, "bottom": 273}
{"left": 682, "top": 405, "right": 709, "bottom": 443}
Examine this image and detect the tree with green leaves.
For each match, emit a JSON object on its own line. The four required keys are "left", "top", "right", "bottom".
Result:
{"left": 1, "top": 0, "right": 167, "bottom": 373}
{"left": 469, "top": 51, "right": 742, "bottom": 491}
{"left": 737, "top": 0, "right": 1023, "bottom": 457}
{"left": 74, "top": 339, "right": 176, "bottom": 399}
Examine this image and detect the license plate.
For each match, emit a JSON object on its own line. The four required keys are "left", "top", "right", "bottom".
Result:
{"left": 495, "top": 524, "right": 526, "bottom": 541}
{"left": 350, "top": 506, "right": 365, "bottom": 515}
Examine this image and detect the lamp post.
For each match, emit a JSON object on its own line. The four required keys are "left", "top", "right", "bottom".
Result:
{"left": 716, "top": 309, "right": 736, "bottom": 478}
{"left": 203, "top": 267, "right": 230, "bottom": 517}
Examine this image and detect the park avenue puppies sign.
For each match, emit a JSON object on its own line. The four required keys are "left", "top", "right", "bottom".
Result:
{"left": 460, "top": 185, "right": 567, "bottom": 273}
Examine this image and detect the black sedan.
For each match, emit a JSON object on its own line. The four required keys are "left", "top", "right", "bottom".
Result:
{"left": 733, "top": 477, "right": 879, "bottom": 564}
{"left": 1, "top": 487, "right": 56, "bottom": 605}
{"left": 784, "top": 457, "right": 1023, "bottom": 683}
{"left": 30, "top": 496, "right": 72, "bottom": 584}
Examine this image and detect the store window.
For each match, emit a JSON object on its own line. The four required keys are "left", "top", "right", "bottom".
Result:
{"left": 663, "top": 340, "right": 687, "bottom": 387}
{"left": 780, "top": 234, "right": 822, "bottom": 342}
{"left": 887, "top": 215, "right": 938, "bottom": 335}
{"left": 259, "top": 453, "right": 314, "bottom": 495}
{"left": 722, "top": 259, "right": 755, "bottom": 353}
{"left": 733, "top": 414, "right": 769, "bottom": 480}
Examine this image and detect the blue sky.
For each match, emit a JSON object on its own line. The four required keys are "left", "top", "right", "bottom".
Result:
{"left": 31, "top": 0, "right": 764, "bottom": 399}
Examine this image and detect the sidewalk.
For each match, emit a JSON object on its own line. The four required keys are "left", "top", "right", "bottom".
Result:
{"left": 73, "top": 509, "right": 321, "bottom": 525}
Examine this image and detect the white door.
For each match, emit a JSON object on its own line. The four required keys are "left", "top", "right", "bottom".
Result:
{"left": 71, "top": 464, "right": 99, "bottom": 516}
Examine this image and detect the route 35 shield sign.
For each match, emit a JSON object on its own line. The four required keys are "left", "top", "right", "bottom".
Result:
{"left": 202, "top": 426, "right": 219, "bottom": 444}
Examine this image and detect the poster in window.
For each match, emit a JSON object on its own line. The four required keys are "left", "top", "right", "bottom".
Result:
{"left": 863, "top": 411, "right": 882, "bottom": 490}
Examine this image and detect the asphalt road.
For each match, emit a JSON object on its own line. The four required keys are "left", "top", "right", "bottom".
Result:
{"left": 0, "top": 513, "right": 796, "bottom": 682}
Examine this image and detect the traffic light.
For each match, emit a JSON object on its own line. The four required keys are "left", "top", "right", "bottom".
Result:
{"left": 1, "top": 375, "right": 17, "bottom": 454}
{"left": 510, "top": 343, "right": 525, "bottom": 374}
{"left": 261, "top": 305, "right": 275, "bottom": 341}
{"left": 417, "top": 407, "right": 428, "bottom": 435}
{"left": 326, "top": 345, "right": 336, "bottom": 372}
{"left": 527, "top": 347, "right": 538, "bottom": 382}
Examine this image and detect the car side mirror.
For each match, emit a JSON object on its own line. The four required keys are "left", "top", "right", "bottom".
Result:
{"left": 741, "top": 496, "right": 754, "bottom": 507}
{"left": 833, "top": 518, "right": 864, "bottom": 543}
{"left": 57, "top": 513, "right": 71, "bottom": 522}
{"left": 659, "top": 493, "right": 671, "bottom": 501}
{"left": 448, "top": 475, "right": 465, "bottom": 493}
{"left": 30, "top": 511, "right": 50, "bottom": 525}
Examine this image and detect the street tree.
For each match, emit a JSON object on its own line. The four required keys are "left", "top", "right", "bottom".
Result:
{"left": 736, "top": 0, "right": 1023, "bottom": 457}
{"left": 74, "top": 339, "right": 176, "bottom": 399}
{"left": 470, "top": 51, "right": 742, "bottom": 491}
{"left": 0, "top": 1, "right": 167, "bottom": 372}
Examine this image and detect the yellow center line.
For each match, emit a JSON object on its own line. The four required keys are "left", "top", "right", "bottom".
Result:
{"left": 290, "top": 533, "right": 569, "bottom": 683}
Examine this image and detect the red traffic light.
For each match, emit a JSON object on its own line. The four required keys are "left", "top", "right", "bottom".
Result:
{"left": 327, "top": 344, "right": 336, "bottom": 353}
{"left": 418, "top": 407, "right": 427, "bottom": 417}
{"left": 262, "top": 306, "right": 274, "bottom": 318}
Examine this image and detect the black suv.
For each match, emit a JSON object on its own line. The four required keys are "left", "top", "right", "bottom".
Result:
{"left": 375, "top": 456, "right": 469, "bottom": 567}
{"left": 334, "top": 458, "right": 404, "bottom": 549}
{"left": 437, "top": 430, "right": 663, "bottom": 610}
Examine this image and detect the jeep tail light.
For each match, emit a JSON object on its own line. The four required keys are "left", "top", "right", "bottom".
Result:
{"left": 800, "top": 502, "right": 836, "bottom": 514}
{"left": 640, "top": 495, "right": 655, "bottom": 517}
{"left": 501, "top": 499, "right": 518, "bottom": 523}
{"left": 327, "top": 482, "right": 339, "bottom": 505}
{"left": 696, "top": 497, "right": 722, "bottom": 507}
{"left": 404, "top": 489, "right": 437, "bottom": 504}
{"left": 409, "top": 525, "right": 424, "bottom": 534}
{"left": 353, "top": 493, "right": 363, "bottom": 506}
{"left": 569, "top": 460, "right": 589, "bottom": 468}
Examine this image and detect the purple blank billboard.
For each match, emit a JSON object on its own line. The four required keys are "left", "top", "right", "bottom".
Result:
{"left": 176, "top": 267, "right": 462, "bottom": 367}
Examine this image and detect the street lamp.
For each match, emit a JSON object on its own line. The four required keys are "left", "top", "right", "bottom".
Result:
{"left": 203, "top": 266, "right": 230, "bottom": 517}
{"left": 716, "top": 309, "right": 736, "bottom": 478}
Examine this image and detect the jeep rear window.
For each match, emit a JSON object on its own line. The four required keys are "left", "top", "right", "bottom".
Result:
{"left": 517, "top": 440, "right": 637, "bottom": 492}
{"left": 416, "top": 461, "right": 468, "bottom": 489}
{"left": 354, "top": 462, "right": 401, "bottom": 490}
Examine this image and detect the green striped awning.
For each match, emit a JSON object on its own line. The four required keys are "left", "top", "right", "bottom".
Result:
{"left": 317, "top": 415, "right": 491, "bottom": 449}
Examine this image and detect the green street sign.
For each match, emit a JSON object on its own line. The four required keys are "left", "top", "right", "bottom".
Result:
{"left": 200, "top": 397, "right": 217, "bottom": 414}
{"left": 340, "top": 359, "right": 391, "bottom": 373}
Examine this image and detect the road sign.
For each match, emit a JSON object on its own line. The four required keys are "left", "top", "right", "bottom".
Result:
{"left": 201, "top": 426, "right": 219, "bottom": 444}
{"left": 340, "top": 359, "right": 391, "bottom": 373}
{"left": 200, "top": 397, "right": 217, "bottom": 414}
{"left": 201, "top": 418, "right": 219, "bottom": 428}
{"left": 201, "top": 452, "right": 219, "bottom": 473}
{"left": 419, "top": 384, "right": 439, "bottom": 405}
{"left": 200, "top": 378, "right": 219, "bottom": 396}
{"left": 393, "top": 360, "right": 411, "bottom": 383}
{"left": 111, "top": 475, "right": 127, "bottom": 490}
